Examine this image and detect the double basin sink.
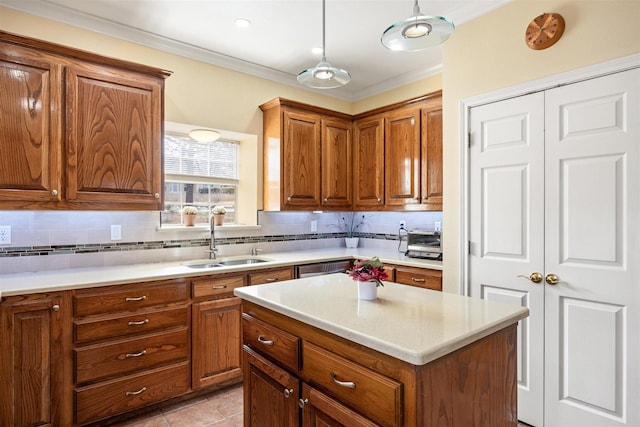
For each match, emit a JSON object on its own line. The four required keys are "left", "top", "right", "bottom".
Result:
{"left": 183, "top": 257, "right": 269, "bottom": 269}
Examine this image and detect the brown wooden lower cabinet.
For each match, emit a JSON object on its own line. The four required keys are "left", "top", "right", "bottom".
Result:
{"left": 384, "top": 263, "right": 442, "bottom": 291}
{"left": 241, "top": 301, "right": 518, "bottom": 427}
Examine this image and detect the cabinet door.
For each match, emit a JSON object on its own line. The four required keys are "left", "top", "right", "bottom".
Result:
{"left": 243, "top": 346, "right": 299, "bottom": 427}
{"left": 301, "top": 383, "right": 378, "bottom": 427}
{"left": 353, "top": 117, "right": 385, "bottom": 208}
{"left": 0, "top": 293, "right": 68, "bottom": 427}
{"left": 0, "top": 43, "right": 62, "bottom": 205}
{"left": 385, "top": 108, "right": 420, "bottom": 207}
{"left": 282, "top": 108, "right": 321, "bottom": 208}
{"left": 321, "top": 116, "right": 352, "bottom": 208}
{"left": 421, "top": 105, "right": 443, "bottom": 210}
{"left": 192, "top": 297, "right": 242, "bottom": 389}
{"left": 65, "top": 64, "right": 163, "bottom": 209}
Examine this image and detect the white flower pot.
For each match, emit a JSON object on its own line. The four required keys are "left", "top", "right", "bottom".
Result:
{"left": 357, "top": 281, "right": 378, "bottom": 301}
{"left": 345, "top": 237, "right": 359, "bottom": 248}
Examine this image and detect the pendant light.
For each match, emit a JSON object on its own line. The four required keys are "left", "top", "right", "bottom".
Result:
{"left": 381, "top": 0, "right": 455, "bottom": 52}
{"left": 297, "top": 0, "right": 350, "bottom": 89}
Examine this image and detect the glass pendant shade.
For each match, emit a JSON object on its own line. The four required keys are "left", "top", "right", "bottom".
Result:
{"left": 297, "top": 0, "right": 350, "bottom": 89}
{"left": 381, "top": 1, "right": 454, "bottom": 51}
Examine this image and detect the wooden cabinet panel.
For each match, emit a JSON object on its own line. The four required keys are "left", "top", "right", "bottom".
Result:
{"left": 282, "top": 109, "right": 322, "bottom": 208}
{"left": 0, "top": 292, "right": 71, "bottom": 427}
{"left": 421, "top": 102, "right": 443, "bottom": 210}
{"left": 394, "top": 265, "right": 442, "bottom": 291}
{"left": 75, "top": 327, "right": 189, "bottom": 384}
{"left": 192, "top": 273, "right": 245, "bottom": 299}
{"left": 243, "top": 346, "right": 299, "bottom": 427}
{"left": 74, "top": 361, "right": 189, "bottom": 425}
{"left": 353, "top": 117, "right": 385, "bottom": 209}
{"left": 385, "top": 108, "right": 421, "bottom": 207}
{"left": 321, "top": 117, "right": 352, "bottom": 208}
{"left": 73, "top": 279, "right": 189, "bottom": 317}
{"left": 301, "top": 383, "right": 378, "bottom": 427}
{"left": 301, "top": 341, "right": 402, "bottom": 427}
{"left": 192, "top": 297, "right": 242, "bottom": 389}
{"left": 0, "top": 42, "right": 62, "bottom": 205}
{"left": 248, "top": 266, "right": 294, "bottom": 286}
{"left": 242, "top": 313, "right": 300, "bottom": 372}
{"left": 65, "top": 65, "right": 163, "bottom": 208}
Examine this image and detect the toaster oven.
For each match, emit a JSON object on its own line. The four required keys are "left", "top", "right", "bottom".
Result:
{"left": 405, "top": 230, "right": 442, "bottom": 260}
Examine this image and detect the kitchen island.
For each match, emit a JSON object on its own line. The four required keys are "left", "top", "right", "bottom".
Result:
{"left": 235, "top": 273, "right": 528, "bottom": 426}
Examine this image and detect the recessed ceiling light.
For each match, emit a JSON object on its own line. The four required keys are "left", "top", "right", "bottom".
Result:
{"left": 235, "top": 18, "right": 251, "bottom": 28}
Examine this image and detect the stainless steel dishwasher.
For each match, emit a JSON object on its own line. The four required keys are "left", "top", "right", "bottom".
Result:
{"left": 294, "top": 259, "right": 352, "bottom": 278}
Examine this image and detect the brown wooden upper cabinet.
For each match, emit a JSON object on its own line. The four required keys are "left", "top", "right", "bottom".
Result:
{"left": 0, "top": 30, "right": 171, "bottom": 210}
{"left": 261, "top": 98, "right": 352, "bottom": 211}
{"left": 262, "top": 91, "right": 443, "bottom": 212}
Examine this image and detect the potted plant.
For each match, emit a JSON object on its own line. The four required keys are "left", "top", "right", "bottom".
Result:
{"left": 212, "top": 206, "right": 226, "bottom": 226}
{"left": 182, "top": 206, "right": 198, "bottom": 226}
{"left": 337, "top": 212, "right": 366, "bottom": 248}
{"left": 347, "top": 257, "right": 389, "bottom": 300}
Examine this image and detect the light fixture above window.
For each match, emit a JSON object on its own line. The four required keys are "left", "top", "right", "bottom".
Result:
{"left": 234, "top": 17, "right": 251, "bottom": 28}
{"left": 381, "top": 0, "right": 455, "bottom": 52}
{"left": 297, "top": 0, "right": 350, "bottom": 89}
{"left": 189, "top": 128, "right": 220, "bottom": 143}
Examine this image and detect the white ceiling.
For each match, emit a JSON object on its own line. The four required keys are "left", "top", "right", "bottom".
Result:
{"left": 4, "top": 0, "right": 512, "bottom": 101}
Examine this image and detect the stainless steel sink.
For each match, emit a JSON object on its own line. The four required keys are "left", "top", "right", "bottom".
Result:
{"left": 183, "top": 258, "right": 269, "bottom": 269}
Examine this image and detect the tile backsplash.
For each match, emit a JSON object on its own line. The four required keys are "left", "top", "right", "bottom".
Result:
{"left": 0, "top": 210, "right": 442, "bottom": 274}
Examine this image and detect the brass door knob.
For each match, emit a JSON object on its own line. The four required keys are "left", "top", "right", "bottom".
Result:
{"left": 545, "top": 273, "right": 565, "bottom": 285}
{"left": 517, "top": 272, "right": 543, "bottom": 283}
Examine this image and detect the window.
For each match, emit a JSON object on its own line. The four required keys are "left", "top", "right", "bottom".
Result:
{"left": 161, "top": 130, "right": 239, "bottom": 226}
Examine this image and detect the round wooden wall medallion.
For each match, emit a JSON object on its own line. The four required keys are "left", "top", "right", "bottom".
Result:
{"left": 525, "top": 13, "right": 565, "bottom": 50}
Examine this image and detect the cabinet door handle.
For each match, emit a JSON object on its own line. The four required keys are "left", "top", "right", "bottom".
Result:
{"left": 128, "top": 319, "right": 149, "bottom": 326}
{"left": 283, "top": 388, "right": 294, "bottom": 398}
{"left": 265, "top": 278, "right": 279, "bottom": 282}
{"left": 125, "top": 350, "right": 147, "bottom": 358}
{"left": 257, "top": 335, "right": 274, "bottom": 346}
{"left": 51, "top": 189, "right": 58, "bottom": 196}
{"left": 330, "top": 372, "right": 355, "bottom": 388}
{"left": 298, "top": 398, "right": 308, "bottom": 409}
{"left": 125, "top": 296, "right": 147, "bottom": 302}
{"left": 52, "top": 304, "right": 60, "bottom": 312}
{"left": 212, "top": 285, "right": 228, "bottom": 289}
{"left": 411, "top": 277, "right": 426, "bottom": 283}
{"left": 154, "top": 193, "right": 160, "bottom": 199}
{"left": 125, "top": 387, "right": 147, "bottom": 396}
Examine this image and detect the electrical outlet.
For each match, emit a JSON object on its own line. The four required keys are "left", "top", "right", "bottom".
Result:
{"left": 399, "top": 220, "right": 406, "bottom": 229}
{"left": 110, "top": 224, "right": 122, "bottom": 241}
{"left": 0, "top": 226, "right": 11, "bottom": 244}
{"left": 434, "top": 221, "right": 442, "bottom": 231}
{"left": 310, "top": 220, "right": 318, "bottom": 232}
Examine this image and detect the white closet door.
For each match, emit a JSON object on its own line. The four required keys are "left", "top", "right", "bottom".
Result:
{"left": 544, "top": 68, "right": 639, "bottom": 426}
{"left": 468, "top": 92, "right": 545, "bottom": 426}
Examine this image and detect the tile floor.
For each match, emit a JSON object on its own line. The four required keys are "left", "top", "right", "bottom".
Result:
{"left": 116, "top": 383, "right": 532, "bottom": 427}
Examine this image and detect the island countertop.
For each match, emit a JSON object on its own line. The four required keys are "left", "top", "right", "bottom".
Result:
{"left": 234, "top": 273, "right": 529, "bottom": 365}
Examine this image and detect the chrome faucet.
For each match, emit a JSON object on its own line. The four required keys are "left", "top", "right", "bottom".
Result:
{"left": 209, "top": 214, "right": 218, "bottom": 259}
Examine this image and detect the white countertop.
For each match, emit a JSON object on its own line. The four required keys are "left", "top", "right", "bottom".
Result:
{"left": 234, "top": 273, "right": 528, "bottom": 366}
{"left": 0, "top": 248, "right": 441, "bottom": 296}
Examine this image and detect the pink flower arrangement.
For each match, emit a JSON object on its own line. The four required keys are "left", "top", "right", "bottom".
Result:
{"left": 348, "top": 257, "right": 389, "bottom": 287}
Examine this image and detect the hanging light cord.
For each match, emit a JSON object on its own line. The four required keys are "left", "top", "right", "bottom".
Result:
{"left": 321, "top": 0, "right": 327, "bottom": 62}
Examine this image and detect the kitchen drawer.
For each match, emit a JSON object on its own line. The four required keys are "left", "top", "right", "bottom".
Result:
{"left": 74, "top": 279, "right": 189, "bottom": 317}
{"left": 242, "top": 313, "right": 300, "bottom": 371}
{"left": 75, "top": 327, "right": 189, "bottom": 384}
{"left": 75, "top": 361, "right": 189, "bottom": 426}
{"left": 301, "top": 341, "right": 402, "bottom": 427}
{"left": 193, "top": 273, "right": 245, "bottom": 299}
{"left": 394, "top": 266, "right": 442, "bottom": 291}
{"left": 74, "top": 306, "right": 188, "bottom": 343}
{"left": 248, "top": 267, "right": 294, "bottom": 286}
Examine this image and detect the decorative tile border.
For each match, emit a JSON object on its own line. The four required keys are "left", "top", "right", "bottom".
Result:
{"left": 0, "top": 232, "right": 398, "bottom": 258}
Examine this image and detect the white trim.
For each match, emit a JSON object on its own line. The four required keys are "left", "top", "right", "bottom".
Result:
{"left": 458, "top": 53, "right": 640, "bottom": 296}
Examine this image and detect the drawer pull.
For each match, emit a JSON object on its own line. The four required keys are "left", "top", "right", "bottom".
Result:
{"left": 125, "top": 350, "right": 147, "bottom": 358}
{"left": 265, "top": 278, "right": 279, "bottom": 282}
{"left": 257, "top": 335, "right": 274, "bottom": 346}
{"left": 330, "top": 372, "right": 356, "bottom": 389}
{"left": 125, "top": 386, "right": 147, "bottom": 396}
{"left": 128, "top": 319, "right": 150, "bottom": 326}
{"left": 212, "top": 285, "right": 228, "bottom": 289}
{"left": 125, "top": 296, "right": 147, "bottom": 302}
{"left": 298, "top": 398, "right": 309, "bottom": 409}
{"left": 283, "top": 388, "right": 294, "bottom": 398}
{"left": 411, "top": 278, "right": 426, "bottom": 283}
